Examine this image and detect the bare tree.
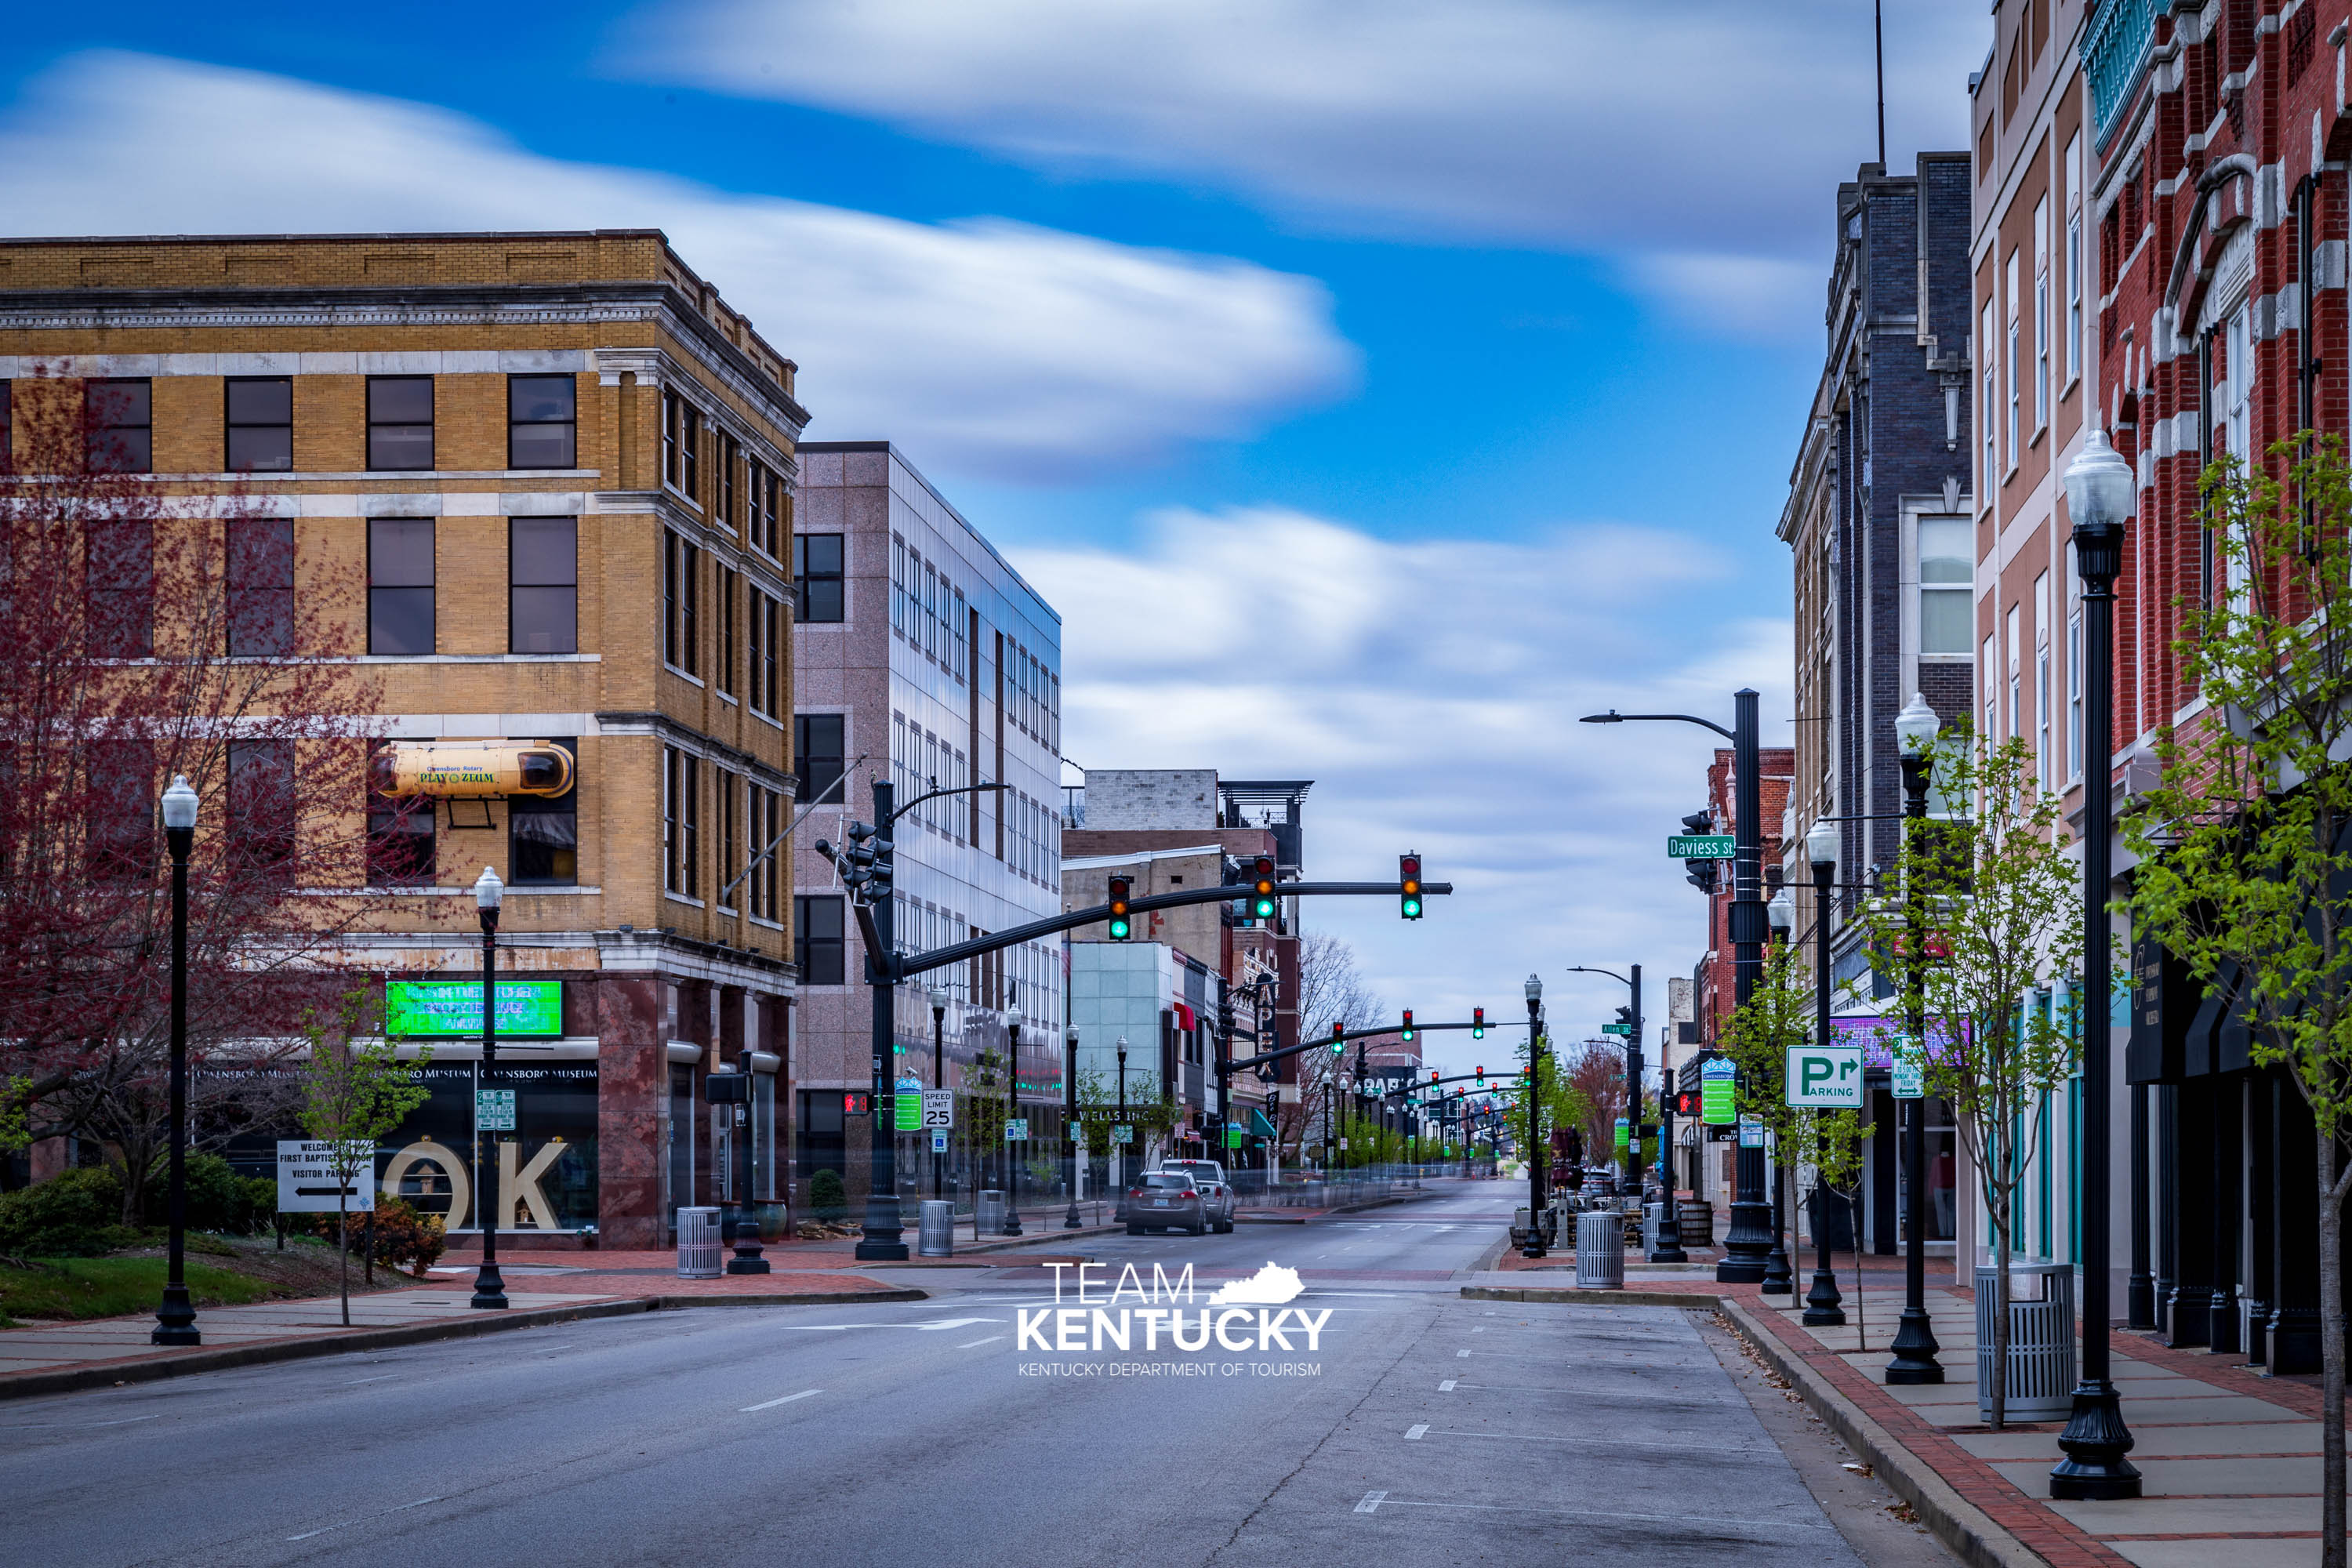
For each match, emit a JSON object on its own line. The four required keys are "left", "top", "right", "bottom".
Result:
{"left": 1275, "top": 931, "right": 1384, "bottom": 1158}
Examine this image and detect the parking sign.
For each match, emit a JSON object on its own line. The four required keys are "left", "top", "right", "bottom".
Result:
{"left": 1784, "top": 1044, "right": 1864, "bottom": 1107}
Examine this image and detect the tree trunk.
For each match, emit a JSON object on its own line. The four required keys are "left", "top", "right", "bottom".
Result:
{"left": 336, "top": 1197, "right": 350, "bottom": 1327}
{"left": 2319, "top": 1132, "right": 2345, "bottom": 1568}
{"left": 1990, "top": 1188, "right": 2010, "bottom": 1431}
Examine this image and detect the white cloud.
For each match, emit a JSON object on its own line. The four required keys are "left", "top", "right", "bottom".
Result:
{"left": 0, "top": 53, "right": 1356, "bottom": 481}
{"left": 1018, "top": 506, "right": 1794, "bottom": 1057}
{"left": 641, "top": 0, "right": 1981, "bottom": 284}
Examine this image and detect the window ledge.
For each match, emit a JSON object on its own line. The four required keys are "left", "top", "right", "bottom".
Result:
{"left": 663, "top": 664, "right": 706, "bottom": 688}
{"left": 717, "top": 691, "right": 739, "bottom": 706}
{"left": 97, "top": 469, "right": 604, "bottom": 483}
{"left": 664, "top": 891, "right": 708, "bottom": 909}
{"left": 354, "top": 653, "right": 600, "bottom": 664}
{"left": 507, "top": 885, "right": 605, "bottom": 895}
{"left": 748, "top": 915, "right": 785, "bottom": 931}
{"left": 750, "top": 710, "right": 785, "bottom": 731}
{"left": 2061, "top": 374, "right": 2082, "bottom": 399}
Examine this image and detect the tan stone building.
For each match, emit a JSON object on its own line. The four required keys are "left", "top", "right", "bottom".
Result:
{"left": 0, "top": 230, "right": 806, "bottom": 1247}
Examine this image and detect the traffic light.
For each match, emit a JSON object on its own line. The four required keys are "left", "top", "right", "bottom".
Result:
{"left": 1330, "top": 1020, "right": 1346, "bottom": 1054}
{"left": 1472, "top": 1006, "right": 1485, "bottom": 1040}
{"left": 1249, "top": 855, "right": 1278, "bottom": 922}
{"left": 1400, "top": 1008, "right": 1415, "bottom": 1043}
{"left": 1475, "top": 1066, "right": 1484, "bottom": 1087}
{"left": 1614, "top": 1004, "right": 1635, "bottom": 1035}
{"left": 1107, "top": 875, "right": 1133, "bottom": 940}
{"left": 1430, "top": 1069, "right": 1441, "bottom": 1087}
{"left": 1399, "top": 853, "right": 1423, "bottom": 920}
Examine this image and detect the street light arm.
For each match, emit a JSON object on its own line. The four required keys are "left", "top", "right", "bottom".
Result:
{"left": 888, "top": 779, "right": 1008, "bottom": 826}
{"left": 1564, "top": 964, "right": 1632, "bottom": 986}
{"left": 1579, "top": 710, "right": 1737, "bottom": 741}
{"left": 719, "top": 753, "right": 873, "bottom": 902}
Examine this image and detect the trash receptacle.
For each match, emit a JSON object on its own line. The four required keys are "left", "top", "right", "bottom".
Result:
{"left": 976, "top": 1189, "right": 1005, "bottom": 1238}
{"left": 676, "top": 1207, "right": 721, "bottom": 1279}
{"left": 1974, "top": 1260, "right": 2075, "bottom": 1422}
{"left": 1576, "top": 1210, "right": 1624, "bottom": 1289}
{"left": 919, "top": 1200, "right": 954, "bottom": 1258}
{"left": 1642, "top": 1203, "right": 1664, "bottom": 1254}
{"left": 1676, "top": 1199, "right": 1715, "bottom": 1248}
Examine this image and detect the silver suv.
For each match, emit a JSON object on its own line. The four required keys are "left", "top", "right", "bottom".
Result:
{"left": 1158, "top": 1160, "right": 1236, "bottom": 1232}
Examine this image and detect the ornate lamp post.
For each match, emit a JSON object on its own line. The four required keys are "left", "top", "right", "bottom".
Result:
{"left": 928, "top": 985, "right": 949, "bottom": 1202}
{"left": 1523, "top": 973, "right": 1545, "bottom": 1259}
{"left": 470, "top": 866, "right": 507, "bottom": 1310}
{"left": 2049, "top": 430, "right": 2142, "bottom": 1499}
{"left": 1802, "top": 818, "right": 1846, "bottom": 1327}
{"left": 151, "top": 775, "right": 201, "bottom": 1347}
{"left": 1886, "top": 691, "right": 1946, "bottom": 1383}
{"left": 1001, "top": 1004, "right": 1025, "bottom": 1235}
{"left": 1065, "top": 1025, "right": 1083, "bottom": 1229}
{"left": 1763, "top": 887, "right": 1795, "bottom": 1294}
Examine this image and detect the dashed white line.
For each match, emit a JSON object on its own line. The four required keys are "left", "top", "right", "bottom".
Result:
{"left": 739, "top": 1388, "right": 823, "bottom": 1412}
{"left": 957, "top": 1336, "right": 1006, "bottom": 1348}
{"left": 1455, "top": 1348, "right": 1470, "bottom": 1358}
{"left": 1404, "top": 1424, "right": 1428, "bottom": 1440}
{"left": 1355, "top": 1491, "right": 1388, "bottom": 1514}
{"left": 1439, "top": 1380, "right": 1457, "bottom": 1392}
{"left": 342, "top": 1374, "right": 399, "bottom": 1386}
{"left": 286, "top": 1495, "right": 444, "bottom": 1541}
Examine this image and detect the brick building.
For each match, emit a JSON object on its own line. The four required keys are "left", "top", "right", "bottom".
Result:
{"left": 0, "top": 230, "right": 804, "bottom": 1248}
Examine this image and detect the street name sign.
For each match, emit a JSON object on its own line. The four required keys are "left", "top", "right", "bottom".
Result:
{"left": 1600, "top": 1022, "right": 1633, "bottom": 1036}
{"left": 1785, "top": 1043, "right": 1864, "bottom": 1108}
{"left": 1668, "top": 835, "right": 1737, "bottom": 859}
{"left": 921, "top": 1091, "right": 956, "bottom": 1129}
{"left": 276, "top": 1140, "right": 375, "bottom": 1213}
{"left": 475, "top": 1089, "right": 516, "bottom": 1131}
{"left": 1701, "top": 1059, "right": 1737, "bottom": 1124}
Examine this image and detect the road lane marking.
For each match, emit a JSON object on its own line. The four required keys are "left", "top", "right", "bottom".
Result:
{"left": 343, "top": 1374, "right": 399, "bottom": 1385}
{"left": 1439, "top": 1380, "right": 1456, "bottom": 1392}
{"left": 913, "top": 1317, "right": 999, "bottom": 1331}
{"left": 1420, "top": 1428, "right": 1777, "bottom": 1456}
{"left": 1404, "top": 1425, "right": 1428, "bottom": 1439}
{"left": 1455, "top": 1349, "right": 1470, "bottom": 1358}
{"left": 740, "top": 1388, "right": 823, "bottom": 1412}
{"left": 286, "top": 1495, "right": 444, "bottom": 1541}
{"left": 1355, "top": 1492, "right": 1388, "bottom": 1513}
{"left": 957, "top": 1336, "right": 1006, "bottom": 1348}
{"left": 1341, "top": 1497, "right": 1831, "bottom": 1532}
{"left": 0, "top": 1414, "right": 164, "bottom": 1429}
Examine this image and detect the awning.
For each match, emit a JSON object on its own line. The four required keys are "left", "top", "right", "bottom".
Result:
{"left": 1250, "top": 1109, "right": 1279, "bottom": 1138}
{"left": 1172, "top": 1000, "right": 1198, "bottom": 1032}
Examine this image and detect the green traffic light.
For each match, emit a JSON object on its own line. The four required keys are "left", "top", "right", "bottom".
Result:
{"left": 1401, "top": 896, "right": 1421, "bottom": 918}
{"left": 1251, "top": 896, "right": 1276, "bottom": 919}
{"left": 1108, "top": 916, "right": 1131, "bottom": 938}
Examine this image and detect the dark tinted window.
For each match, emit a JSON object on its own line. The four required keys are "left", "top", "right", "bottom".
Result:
{"left": 794, "top": 533, "right": 844, "bottom": 622}
{"left": 89, "top": 379, "right": 151, "bottom": 473}
{"left": 227, "top": 739, "right": 296, "bottom": 882}
{"left": 226, "top": 517, "right": 294, "bottom": 655}
{"left": 509, "top": 517, "right": 577, "bottom": 653}
{"left": 85, "top": 740, "right": 154, "bottom": 880}
{"left": 224, "top": 378, "right": 293, "bottom": 472}
{"left": 795, "top": 895, "right": 845, "bottom": 985}
{"left": 794, "top": 713, "right": 844, "bottom": 805}
{"left": 508, "top": 375, "right": 576, "bottom": 468}
{"left": 368, "top": 518, "right": 435, "bottom": 655}
{"left": 87, "top": 521, "right": 154, "bottom": 658}
{"left": 368, "top": 376, "right": 434, "bottom": 470}
{"left": 510, "top": 739, "right": 577, "bottom": 885}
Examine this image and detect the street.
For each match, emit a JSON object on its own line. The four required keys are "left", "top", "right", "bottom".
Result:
{"left": 0, "top": 1183, "right": 1949, "bottom": 1568}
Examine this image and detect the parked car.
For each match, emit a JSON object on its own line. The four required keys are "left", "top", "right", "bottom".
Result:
{"left": 1126, "top": 1172, "right": 1208, "bottom": 1236}
{"left": 1157, "top": 1160, "right": 1236, "bottom": 1232}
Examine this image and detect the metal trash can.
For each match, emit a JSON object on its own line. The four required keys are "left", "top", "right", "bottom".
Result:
{"left": 1575, "top": 1210, "right": 1624, "bottom": 1289}
{"left": 976, "top": 1189, "right": 1005, "bottom": 1237}
{"left": 918, "top": 1200, "right": 954, "bottom": 1258}
{"left": 676, "top": 1207, "right": 722, "bottom": 1279}
{"left": 1676, "top": 1199, "right": 1715, "bottom": 1248}
{"left": 1642, "top": 1203, "right": 1664, "bottom": 1253}
{"left": 1974, "top": 1260, "right": 2076, "bottom": 1422}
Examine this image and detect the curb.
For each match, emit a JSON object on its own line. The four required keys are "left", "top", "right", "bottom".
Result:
{"left": 0, "top": 1286, "right": 930, "bottom": 1405}
{"left": 1714, "top": 1298, "right": 2049, "bottom": 1568}
{"left": 1461, "top": 1284, "right": 1728, "bottom": 1310}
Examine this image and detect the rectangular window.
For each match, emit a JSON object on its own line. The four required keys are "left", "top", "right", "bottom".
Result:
{"left": 716, "top": 770, "right": 740, "bottom": 912}
{"left": 2, "top": 379, "right": 13, "bottom": 472}
{"left": 795, "top": 713, "right": 845, "bottom": 806}
{"left": 2068, "top": 605, "right": 2084, "bottom": 779}
{"left": 2034, "top": 197, "right": 2051, "bottom": 432}
{"left": 367, "top": 376, "right": 434, "bottom": 471}
{"left": 510, "top": 741, "right": 577, "bottom": 886}
{"left": 1980, "top": 302, "right": 1998, "bottom": 499}
{"left": 2065, "top": 139, "right": 2084, "bottom": 390}
{"left": 718, "top": 432, "right": 739, "bottom": 532}
{"left": 85, "top": 740, "right": 154, "bottom": 882}
{"left": 748, "top": 785, "right": 782, "bottom": 921}
{"left": 662, "top": 389, "right": 702, "bottom": 502}
{"left": 509, "top": 517, "right": 577, "bottom": 654}
{"left": 226, "top": 516, "right": 294, "bottom": 656}
{"left": 891, "top": 535, "right": 907, "bottom": 637}
{"left": 366, "top": 743, "right": 434, "bottom": 886}
{"left": 2035, "top": 571, "right": 2053, "bottom": 790}
{"left": 227, "top": 739, "right": 296, "bottom": 883}
{"left": 1918, "top": 517, "right": 1972, "bottom": 655}
{"left": 87, "top": 521, "right": 154, "bottom": 659}
{"left": 225, "top": 377, "right": 294, "bottom": 473}
{"left": 953, "top": 589, "right": 967, "bottom": 681}
{"left": 2005, "top": 604, "right": 2021, "bottom": 742}
{"left": 753, "top": 460, "right": 782, "bottom": 557}
{"left": 795, "top": 895, "right": 846, "bottom": 985}
{"left": 746, "top": 588, "right": 779, "bottom": 717}
{"left": 508, "top": 375, "right": 576, "bottom": 469}
{"left": 794, "top": 532, "right": 845, "bottom": 622}
{"left": 2005, "top": 253, "right": 2021, "bottom": 470}
{"left": 368, "top": 518, "right": 435, "bottom": 655}
{"left": 717, "top": 566, "right": 738, "bottom": 697}
{"left": 89, "top": 378, "right": 151, "bottom": 474}
{"left": 663, "top": 746, "right": 701, "bottom": 899}
{"left": 662, "top": 531, "right": 700, "bottom": 675}
{"left": 1982, "top": 633, "right": 1998, "bottom": 746}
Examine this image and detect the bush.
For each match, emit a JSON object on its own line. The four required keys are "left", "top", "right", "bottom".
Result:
{"left": 0, "top": 1168, "right": 133, "bottom": 1258}
{"left": 808, "top": 1167, "right": 847, "bottom": 1221}
{"left": 154, "top": 1153, "right": 278, "bottom": 1235}
{"left": 312, "top": 1197, "right": 446, "bottom": 1277}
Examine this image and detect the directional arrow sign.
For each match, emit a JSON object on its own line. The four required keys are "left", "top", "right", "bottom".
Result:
{"left": 1784, "top": 1044, "right": 1864, "bottom": 1108}
{"left": 1668, "top": 834, "right": 1737, "bottom": 859}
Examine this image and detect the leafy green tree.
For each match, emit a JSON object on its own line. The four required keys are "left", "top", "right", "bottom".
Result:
{"left": 1850, "top": 728, "right": 2080, "bottom": 1429}
{"left": 2126, "top": 438, "right": 2352, "bottom": 1559}
{"left": 296, "top": 989, "right": 429, "bottom": 1326}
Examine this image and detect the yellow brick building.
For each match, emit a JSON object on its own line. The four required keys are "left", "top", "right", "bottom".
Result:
{"left": 0, "top": 230, "right": 805, "bottom": 1247}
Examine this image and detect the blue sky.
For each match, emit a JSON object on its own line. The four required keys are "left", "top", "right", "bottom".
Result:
{"left": 0, "top": 2, "right": 1988, "bottom": 1065}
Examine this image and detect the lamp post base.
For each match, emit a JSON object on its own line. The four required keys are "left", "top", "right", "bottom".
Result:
{"left": 1802, "top": 1263, "right": 1846, "bottom": 1326}
{"left": 2126, "top": 1271, "right": 2158, "bottom": 1332}
{"left": 151, "top": 1283, "right": 200, "bottom": 1346}
{"left": 2049, "top": 1380, "right": 2142, "bottom": 1499}
{"left": 1718, "top": 1199, "right": 1773, "bottom": 1283}
{"left": 1884, "top": 1307, "right": 1944, "bottom": 1384}
{"left": 1648, "top": 1214, "right": 1688, "bottom": 1264}
{"left": 469, "top": 1262, "right": 508, "bottom": 1310}
{"left": 1760, "top": 1242, "right": 1795, "bottom": 1294}
{"left": 855, "top": 1195, "right": 909, "bottom": 1261}
{"left": 727, "top": 1215, "right": 771, "bottom": 1275}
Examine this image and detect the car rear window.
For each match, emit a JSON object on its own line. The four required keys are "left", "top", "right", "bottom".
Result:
{"left": 1144, "top": 1174, "right": 1193, "bottom": 1189}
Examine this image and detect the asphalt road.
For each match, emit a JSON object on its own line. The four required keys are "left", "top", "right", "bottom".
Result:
{"left": 0, "top": 1180, "right": 1952, "bottom": 1568}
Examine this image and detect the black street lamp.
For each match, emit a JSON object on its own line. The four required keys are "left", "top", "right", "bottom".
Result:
{"left": 1569, "top": 963, "right": 1681, "bottom": 1261}
{"left": 1116, "top": 1036, "right": 1129, "bottom": 1198}
{"left": 1002, "top": 1005, "right": 1025, "bottom": 1235}
{"left": 470, "top": 865, "right": 508, "bottom": 1310}
{"left": 151, "top": 774, "right": 201, "bottom": 1347}
{"left": 1802, "top": 818, "right": 1846, "bottom": 1327}
{"left": 928, "top": 985, "right": 949, "bottom": 1203}
{"left": 1065, "top": 1025, "right": 1083, "bottom": 1229}
{"left": 1887, "top": 693, "right": 1945, "bottom": 1384}
{"left": 1762, "top": 887, "right": 1795, "bottom": 1295}
{"left": 2049, "top": 430, "right": 2141, "bottom": 1500}
{"left": 1584, "top": 692, "right": 1773, "bottom": 1282}
{"left": 1523, "top": 973, "right": 1545, "bottom": 1260}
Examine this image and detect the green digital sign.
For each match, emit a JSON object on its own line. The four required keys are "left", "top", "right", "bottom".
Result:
{"left": 385, "top": 981, "right": 564, "bottom": 1039}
